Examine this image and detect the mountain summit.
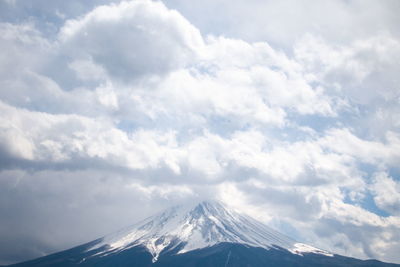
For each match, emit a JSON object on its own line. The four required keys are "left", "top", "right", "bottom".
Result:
{"left": 10, "top": 201, "right": 399, "bottom": 267}
{"left": 89, "top": 200, "right": 330, "bottom": 262}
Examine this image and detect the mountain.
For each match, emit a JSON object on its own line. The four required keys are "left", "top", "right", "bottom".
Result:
{"left": 9, "top": 201, "right": 399, "bottom": 267}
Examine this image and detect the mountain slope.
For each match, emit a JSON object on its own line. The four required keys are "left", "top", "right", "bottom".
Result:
{"left": 10, "top": 241, "right": 399, "bottom": 267}
{"left": 9, "top": 201, "right": 400, "bottom": 267}
{"left": 88, "top": 200, "right": 330, "bottom": 262}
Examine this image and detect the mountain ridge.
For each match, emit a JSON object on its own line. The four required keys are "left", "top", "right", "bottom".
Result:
{"left": 86, "top": 200, "right": 331, "bottom": 262}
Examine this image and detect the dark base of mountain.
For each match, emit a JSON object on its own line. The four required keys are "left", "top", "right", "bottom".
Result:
{"left": 9, "top": 241, "right": 399, "bottom": 267}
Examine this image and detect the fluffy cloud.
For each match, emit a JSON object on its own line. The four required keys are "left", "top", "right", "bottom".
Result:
{"left": 371, "top": 172, "right": 400, "bottom": 215}
{"left": 319, "top": 128, "right": 400, "bottom": 168}
{"left": 294, "top": 34, "right": 400, "bottom": 105}
{"left": 59, "top": 0, "right": 204, "bottom": 82}
{"left": 0, "top": 0, "right": 400, "bottom": 265}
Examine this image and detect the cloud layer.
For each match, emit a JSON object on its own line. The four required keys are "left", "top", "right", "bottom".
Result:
{"left": 0, "top": 0, "right": 400, "bottom": 264}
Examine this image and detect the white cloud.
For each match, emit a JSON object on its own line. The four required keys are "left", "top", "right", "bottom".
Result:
{"left": 371, "top": 172, "right": 400, "bottom": 215}
{"left": 319, "top": 128, "right": 400, "bottom": 168}
{"left": 95, "top": 82, "right": 119, "bottom": 110}
{"left": 0, "top": 101, "right": 186, "bottom": 172}
{"left": 0, "top": 126, "right": 35, "bottom": 160}
{"left": 68, "top": 59, "right": 107, "bottom": 82}
{"left": 294, "top": 34, "right": 400, "bottom": 105}
{"left": 0, "top": 22, "right": 49, "bottom": 78}
{"left": 59, "top": 0, "right": 204, "bottom": 82}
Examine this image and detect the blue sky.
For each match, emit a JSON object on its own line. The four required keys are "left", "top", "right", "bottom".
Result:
{"left": 0, "top": 0, "right": 400, "bottom": 265}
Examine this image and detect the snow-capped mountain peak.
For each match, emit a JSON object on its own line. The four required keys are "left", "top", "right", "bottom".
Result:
{"left": 89, "top": 200, "right": 332, "bottom": 262}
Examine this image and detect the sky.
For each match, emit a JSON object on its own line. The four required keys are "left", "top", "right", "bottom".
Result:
{"left": 0, "top": 0, "right": 400, "bottom": 265}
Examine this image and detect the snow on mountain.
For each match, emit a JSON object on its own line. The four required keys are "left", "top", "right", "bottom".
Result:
{"left": 88, "top": 201, "right": 332, "bottom": 262}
